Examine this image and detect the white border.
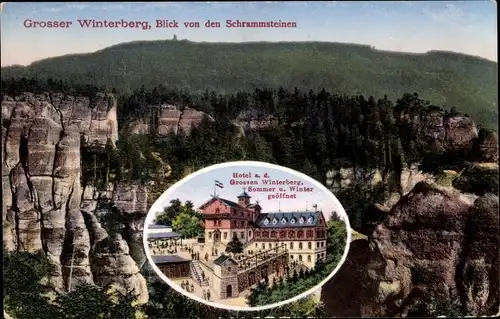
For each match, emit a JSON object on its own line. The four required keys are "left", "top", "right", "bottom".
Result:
{"left": 143, "top": 161, "right": 352, "bottom": 312}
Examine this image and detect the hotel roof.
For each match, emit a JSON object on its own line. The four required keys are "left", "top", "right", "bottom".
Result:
{"left": 152, "top": 255, "right": 190, "bottom": 264}
{"left": 147, "top": 232, "right": 183, "bottom": 239}
{"left": 255, "top": 211, "right": 325, "bottom": 228}
{"left": 199, "top": 196, "right": 253, "bottom": 210}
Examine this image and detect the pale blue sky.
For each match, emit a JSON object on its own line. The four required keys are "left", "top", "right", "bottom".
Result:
{"left": 1, "top": 1, "right": 497, "bottom": 66}
{"left": 149, "top": 165, "right": 342, "bottom": 221}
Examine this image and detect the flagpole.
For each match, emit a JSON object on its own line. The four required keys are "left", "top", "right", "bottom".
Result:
{"left": 214, "top": 180, "right": 216, "bottom": 197}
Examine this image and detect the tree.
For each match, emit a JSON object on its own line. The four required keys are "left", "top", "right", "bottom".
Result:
{"left": 3, "top": 249, "right": 60, "bottom": 319}
{"left": 171, "top": 204, "right": 204, "bottom": 239}
{"left": 156, "top": 199, "right": 183, "bottom": 225}
{"left": 225, "top": 235, "right": 244, "bottom": 254}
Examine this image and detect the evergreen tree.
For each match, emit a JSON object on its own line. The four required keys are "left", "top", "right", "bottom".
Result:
{"left": 225, "top": 236, "right": 244, "bottom": 255}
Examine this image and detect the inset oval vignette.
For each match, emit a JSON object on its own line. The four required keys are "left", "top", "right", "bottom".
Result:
{"left": 143, "top": 161, "right": 352, "bottom": 312}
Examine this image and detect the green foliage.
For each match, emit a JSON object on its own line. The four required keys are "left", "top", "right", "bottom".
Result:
{"left": 3, "top": 249, "right": 142, "bottom": 319}
{"left": 408, "top": 290, "right": 465, "bottom": 317}
{"left": 225, "top": 235, "right": 244, "bottom": 254}
{"left": 3, "top": 79, "right": 483, "bottom": 196}
{"left": 3, "top": 249, "right": 59, "bottom": 319}
{"left": 1, "top": 41, "right": 497, "bottom": 128}
{"left": 57, "top": 283, "right": 142, "bottom": 319}
{"left": 170, "top": 200, "right": 204, "bottom": 238}
{"left": 326, "top": 219, "right": 348, "bottom": 263}
{"left": 453, "top": 165, "right": 499, "bottom": 196}
{"left": 155, "top": 198, "right": 182, "bottom": 225}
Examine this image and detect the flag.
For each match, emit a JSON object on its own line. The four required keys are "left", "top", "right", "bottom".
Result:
{"left": 215, "top": 180, "right": 224, "bottom": 188}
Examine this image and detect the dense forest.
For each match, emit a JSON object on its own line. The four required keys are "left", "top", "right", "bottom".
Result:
{"left": 1, "top": 40, "right": 497, "bottom": 129}
{"left": 2, "top": 69, "right": 498, "bottom": 317}
{"left": 2, "top": 77, "right": 494, "bottom": 232}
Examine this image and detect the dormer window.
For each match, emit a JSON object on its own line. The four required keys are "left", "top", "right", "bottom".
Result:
{"left": 272, "top": 218, "right": 278, "bottom": 225}
{"left": 264, "top": 218, "right": 269, "bottom": 225}
{"left": 281, "top": 218, "right": 287, "bottom": 224}
{"left": 307, "top": 217, "right": 313, "bottom": 224}
{"left": 290, "top": 218, "right": 296, "bottom": 224}
{"left": 299, "top": 217, "right": 305, "bottom": 224}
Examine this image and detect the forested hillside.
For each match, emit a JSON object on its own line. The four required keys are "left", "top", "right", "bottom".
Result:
{"left": 1, "top": 40, "right": 497, "bottom": 129}
{"left": 2, "top": 75, "right": 498, "bottom": 318}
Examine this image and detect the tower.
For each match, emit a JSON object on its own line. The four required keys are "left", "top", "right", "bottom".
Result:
{"left": 237, "top": 188, "right": 251, "bottom": 207}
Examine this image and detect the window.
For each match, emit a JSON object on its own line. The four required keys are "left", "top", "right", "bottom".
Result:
{"left": 299, "top": 243, "right": 303, "bottom": 250}
{"left": 289, "top": 231, "right": 295, "bottom": 238}
{"left": 281, "top": 218, "right": 287, "bottom": 224}
{"left": 317, "top": 242, "right": 320, "bottom": 248}
{"left": 299, "top": 255, "right": 303, "bottom": 261}
{"left": 299, "top": 217, "right": 305, "bottom": 224}
{"left": 223, "top": 232, "right": 228, "bottom": 239}
{"left": 290, "top": 218, "right": 296, "bottom": 224}
{"left": 264, "top": 218, "right": 269, "bottom": 225}
{"left": 241, "top": 232, "right": 245, "bottom": 239}
{"left": 321, "top": 241, "right": 324, "bottom": 247}
{"left": 297, "top": 230, "right": 304, "bottom": 238}
{"left": 228, "top": 267, "right": 231, "bottom": 272}
{"left": 268, "top": 243, "right": 272, "bottom": 249}
{"left": 290, "top": 255, "right": 294, "bottom": 260}
{"left": 215, "top": 208, "right": 220, "bottom": 214}
{"left": 272, "top": 218, "right": 278, "bottom": 225}
{"left": 307, "top": 217, "right": 314, "bottom": 224}
{"left": 307, "top": 255, "right": 311, "bottom": 262}
{"left": 255, "top": 243, "right": 258, "bottom": 247}
{"left": 275, "top": 243, "right": 278, "bottom": 247}
{"left": 249, "top": 231, "right": 252, "bottom": 237}
{"left": 289, "top": 242, "right": 294, "bottom": 249}
{"left": 308, "top": 242, "right": 312, "bottom": 249}
{"left": 271, "top": 231, "right": 277, "bottom": 238}
{"left": 262, "top": 243, "right": 265, "bottom": 249}
{"left": 209, "top": 232, "right": 212, "bottom": 239}
{"left": 279, "top": 230, "right": 286, "bottom": 238}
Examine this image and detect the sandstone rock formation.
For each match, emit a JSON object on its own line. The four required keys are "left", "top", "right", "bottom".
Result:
{"left": 2, "top": 93, "right": 148, "bottom": 303}
{"left": 473, "top": 128, "right": 499, "bottom": 163}
{"left": 322, "top": 182, "right": 498, "bottom": 317}
{"left": 326, "top": 164, "right": 436, "bottom": 226}
{"left": 124, "top": 104, "right": 213, "bottom": 136}
{"left": 443, "top": 116, "right": 478, "bottom": 149}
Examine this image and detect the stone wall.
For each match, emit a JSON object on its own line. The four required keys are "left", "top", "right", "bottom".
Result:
{"left": 237, "top": 254, "right": 288, "bottom": 292}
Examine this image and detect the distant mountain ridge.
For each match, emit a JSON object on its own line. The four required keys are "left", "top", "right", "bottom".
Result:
{"left": 1, "top": 40, "right": 497, "bottom": 129}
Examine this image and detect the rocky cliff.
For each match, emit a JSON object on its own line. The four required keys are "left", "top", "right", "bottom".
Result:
{"left": 2, "top": 93, "right": 148, "bottom": 303}
{"left": 124, "top": 104, "right": 213, "bottom": 136}
{"left": 3, "top": 92, "right": 498, "bottom": 317}
{"left": 321, "top": 182, "right": 498, "bottom": 317}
